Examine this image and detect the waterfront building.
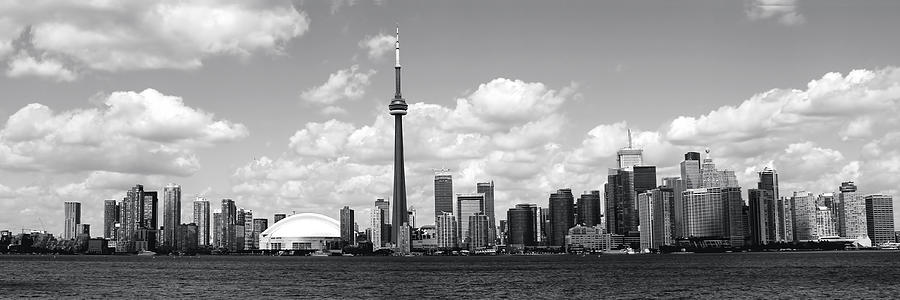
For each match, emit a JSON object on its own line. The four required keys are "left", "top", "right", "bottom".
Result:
{"left": 193, "top": 198, "right": 210, "bottom": 247}
{"left": 162, "top": 183, "right": 181, "bottom": 249}
{"left": 837, "top": 182, "right": 868, "bottom": 239}
{"left": 638, "top": 187, "right": 675, "bottom": 251}
{"left": 340, "top": 206, "right": 355, "bottom": 245}
{"left": 457, "top": 193, "right": 485, "bottom": 247}
{"left": 791, "top": 191, "right": 817, "bottom": 241}
{"left": 221, "top": 199, "right": 237, "bottom": 250}
{"left": 816, "top": 206, "right": 837, "bottom": 238}
{"left": 212, "top": 212, "right": 222, "bottom": 249}
{"left": 435, "top": 212, "right": 458, "bottom": 249}
{"left": 576, "top": 191, "right": 602, "bottom": 227}
{"left": 258, "top": 213, "right": 341, "bottom": 252}
{"left": 507, "top": 205, "right": 535, "bottom": 251}
{"left": 865, "top": 194, "right": 895, "bottom": 245}
{"left": 683, "top": 186, "right": 744, "bottom": 247}
{"left": 565, "top": 225, "right": 612, "bottom": 252}
{"left": 252, "top": 218, "right": 268, "bottom": 249}
{"left": 476, "top": 181, "right": 496, "bottom": 245}
{"left": 388, "top": 26, "right": 410, "bottom": 253}
{"left": 549, "top": 189, "right": 575, "bottom": 247}
{"left": 77, "top": 223, "right": 90, "bottom": 237}
{"left": 103, "top": 200, "right": 118, "bottom": 240}
{"left": 434, "top": 170, "right": 453, "bottom": 220}
{"left": 777, "top": 197, "right": 793, "bottom": 242}
{"left": 176, "top": 223, "right": 198, "bottom": 252}
{"left": 371, "top": 199, "right": 390, "bottom": 250}
{"left": 64, "top": 201, "right": 81, "bottom": 240}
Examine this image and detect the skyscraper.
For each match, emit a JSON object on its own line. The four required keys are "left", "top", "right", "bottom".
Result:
{"left": 163, "top": 183, "right": 181, "bottom": 249}
{"left": 340, "top": 206, "right": 355, "bottom": 245}
{"left": 632, "top": 165, "right": 657, "bottom": 194}
{"left": 865, "top": 194, "right": 894, "bottom": 245}
{"left": 548, "top": 189, "right": 575, "bottom": 247}
{"left": 221, "top": 199, "right": 237, "bottom": 250}
{"left": 605, "top": 169, "right": 637, "bottom": 235}
{"left": 142, "top": 190, "right": 159, "bottom": 250}
{"left": 64, "top": 201, "right": 81, "bottom": 240}
{"left": 103, "top": 200, "right": 118, "bottom": 240}
{"left": 467, "top": 213, "right": 490, "bottom": 250}
{"left": 243, "top": 210, "right": 254, "bottom": 250}
{"left": 748, "top": 188, "right": 777, "bottom": 245}
{"left": 388, "top": 26, "right": 410, "bottom": 252}
{"left": 252, "top": 218, "right": 268, "bottom": 249}
{"left": 837, "top": 182, "right": 867, "bottom": 239}
{"left": 616, "top": 129, "right": 643, "bottom": 171}
{"left": 457, "top": 193, "right": 485, "bottom": 247}
{"left": 576, "top": 191, "right": 602, "bottom": 227}
{"left": 212, "top": 212, "right": 222, "bottom": 249}
{"left": 638, "top": 187, "right": 675, "bottom": 251}
{"left": 683, "top": 186, "right": 744, "bottom": 246}
{"left": 507, "top": 205, "right": 536, "bottom": 251}
{"left": 791, "top": 191, "right": 817, "bottom": 242}
{"left": 435, "top": 212, "right": 458, "bottom": 249}
{"left": 434, "top": 170, "right": 453, "bottom": 220}
{"left": 371, "top": 198, "right": 390, "bottom": 250}
{"left": 680, "top": 152, "right": 702, "bottom": 189}
{"left": 193, "top": 197, "right": 210, "bottom": 247}
{"left": 816, "top": 206, "right": 836, "bottom": 238}
{"left": 119, "top": 185, "right": 144, "bottom": 252}
{"left": 476, "top": 181, "right": 495, "bottom": 245}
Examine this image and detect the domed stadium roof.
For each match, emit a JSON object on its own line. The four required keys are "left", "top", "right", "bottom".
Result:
{"left": 261, "top": 213, "right": 340, "bottom": 238}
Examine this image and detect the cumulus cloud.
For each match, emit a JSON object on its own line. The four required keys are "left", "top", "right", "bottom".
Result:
{"left": 300, "top": 65, "right": 376, "bottom": 105}
{"left": 0, "top": 0, "right": 309, "bottom": 79}
{"left": 746, "top": 0, "right": 805, "bottom": 26}
{"left": 358, "top": 33, "right": 396, "bottom": 60}
{"left": 6, "top": 53, "right": 76, "bottom": 81}
{"left": 0, "top": 88, "right": 248, "bottom": 176}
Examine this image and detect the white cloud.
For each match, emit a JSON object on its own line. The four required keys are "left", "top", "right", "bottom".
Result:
{"left": 746, "top": 0, "right": 805, "bottom": 26}
{"left": 6, "top": 53, "right": 76, "bottom": 81}
{"left": 0, "top": 0, "right": 309, "bottom": 79}
{"left": 0, "top": 88, "right": 248, "bottom": 176}
{"left": 300, "top": 65, "right": 376, "bottom": 105}
{"left": 358, "top": 33, "right": 395, "bottom": 60}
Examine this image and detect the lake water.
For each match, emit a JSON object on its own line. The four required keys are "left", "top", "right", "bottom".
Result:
{"left": 2, "top": 251, "right": 899, "bottom": 298}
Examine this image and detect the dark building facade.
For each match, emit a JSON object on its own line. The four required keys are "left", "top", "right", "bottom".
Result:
{"left": 340, "top": 206, "right": 355, "bottom": 245}
{"left": 103, "top": 200, "right": 118, "bottom": 240}
{"left": 606, "top": 169, "right": 637, "bottom": 235}
{"left": 633, "top": 165, "right": 658, "bottom": 194}
{"left": 507, "top": 205, "right": 536, "bottom": 249}
{"left": 865, "top": 195, "right": 895, "bottom": 245}
{"left": 548, "top": 189, "right": 575, "bottom": 247}
{"left": 576, "top": 191, "right": 602, "bottom": 227}
{"left": 476, "top": 181, "right": 496, "bottom": 245}
{"left": 434, "top": 172, "right": 453, "bottom": 219}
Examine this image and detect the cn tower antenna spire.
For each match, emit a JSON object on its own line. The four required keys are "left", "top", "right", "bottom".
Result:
{"left": 395, "top": 25, "right": 400, "bottom": 68}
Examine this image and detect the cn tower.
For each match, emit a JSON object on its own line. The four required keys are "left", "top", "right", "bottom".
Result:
{"left": 388, "top": 26, "right": 409, "bottom": 250}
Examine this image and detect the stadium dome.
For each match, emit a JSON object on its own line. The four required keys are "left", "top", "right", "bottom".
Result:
{"left": 258, "top": 213, "right": 342, "bottom": 251}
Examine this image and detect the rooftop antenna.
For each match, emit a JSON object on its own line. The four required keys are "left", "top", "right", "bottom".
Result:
{"left": 627, "top": 128, "right": 633, "bottom": 149}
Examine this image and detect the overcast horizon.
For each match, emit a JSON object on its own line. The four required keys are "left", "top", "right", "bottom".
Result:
{"left": 1, "top": 0, "right": 899, "bottom": 234}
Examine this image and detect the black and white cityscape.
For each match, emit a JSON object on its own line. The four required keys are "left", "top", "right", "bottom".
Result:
{"left": 1, "top": 0, "right": 900, "bottom": 298}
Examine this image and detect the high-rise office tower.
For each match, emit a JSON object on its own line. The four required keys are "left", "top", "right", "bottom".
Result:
{"left": 837, "top": 182, "right": 867, "bottom": 239}
{"left": 435, "top": 212, "right": 458, "bottom": 249}
{"left": 467, "top": 213, "right": 490, "bottom": 250}
{"left": 680, "top": 152, "right": 702, "bottom": 189}
{"left": 576, "top": 191, "right": 602, "bottom": 227}
{"left": 434, "top": 170, "right": 453, "bottom": 220}
{"left": 388, "top": 26, "right": 410, "bottom": 252}
{"left": 243, "top": 210, "right": 254, "bottom": 250}
{"left": 408, "top": 208, "right": 417, "bottom": 229}
{"left": 816, "top": 206, "right": 836, "bottom": 238}
{"left": 64, "top": 201, "right": 81, "bottom": 240}
{"left": 212, "top": 212, "right": 222, "bottom": 249}
{"left": 274, "top": 213, "right": 286, "bottom": 224}
{"left": 457, "top": 193, "right": 485, "bottom": 247}
{"left": 758, "top": 168, "right": 779, "bottom": 202}
{"left": 748, "top": 189, "right": 776, "bottom": 245}
{"left": 682, "top": 187, "right": 744, "bottom": 246}
{"left": 638, "top": 187, "right": 675, "bottom": 251}
{"left": 605, "top": 169, "right": 636, "bottom": 235}
{"left": 340, "top": 206, "right": 355, "bottom": 245}
{"left": 373, "top": 198, "right": 390, "bottom": 248}
{"left": 507, "top": 205, "right": 536, "bottom": 250}
{"left": 103, "top": 200, "right": 118, "bottom": 240}
{"left": 252, "top": 218, "right": 268, "bottom": 249}
{"left": 865, "top": 194, "right": 894, "bottom": 245}
{"left": 221, "top": 199, "right": 237, "bottom": 250}
{"left": 633, "top": 165, "right": 657, "bottom": 194}
{"left": 616, "top": 129, "right": 643, "bottom": 171}
{"left": 162, "top": 183, "right": 181, "bottom": 248}
{"left": 790, "top": 191, "right": 817, "bottom": 241}
{"left": 118, "top": 185, "right": 144, "bottom": 252}
{"left": 548, "top": 188, "right": 575, "bottom": 247}
{"left": 476, "top": 181, "right": 496, "bottom": 245}
{"left": 193, "top": 197, "right": 210, "bottom": 247}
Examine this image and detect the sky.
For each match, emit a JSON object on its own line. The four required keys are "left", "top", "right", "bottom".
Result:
{"left": 1, "top": 0, "right": 899, "bottom": 235}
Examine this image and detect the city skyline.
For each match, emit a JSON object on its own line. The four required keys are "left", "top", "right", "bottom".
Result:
{"left": 2, "top": 1, "right": 900, "bottom": 235}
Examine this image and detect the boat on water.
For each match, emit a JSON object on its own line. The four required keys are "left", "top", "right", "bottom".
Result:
{"left": 599, "top": 248, "right": 635, "bottom": 255}
{"left": 137, "top": 250, "right": 157, "bottom": 256}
